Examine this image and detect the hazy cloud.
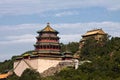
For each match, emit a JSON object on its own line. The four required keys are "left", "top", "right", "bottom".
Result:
{"left": 0, "top": 34, "right": 35, "bottom": 45}
{"left": 55, "top": 11, "right": 79, "bottom": 17}
{"left": 0, "top": 21, "right": 120, "bottom": 44}
{"left": 0, "top": 0, "right": 120, "bottom": 15}
{"left": 0, "top": 24, "right": 40, "bottom": 31}
{"left": 60, "top": 34, "right": 81, "bottom": 43}
{"left": 0, "top": 21, "right": 120, "bottom": 61}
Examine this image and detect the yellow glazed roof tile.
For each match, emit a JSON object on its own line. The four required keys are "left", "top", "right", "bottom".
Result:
{"left": 42, "top": 25, "right": 56, "bottom": 32}
{"left": 0, "top": 73, "right": 9, "bottom": 79}
{"left": 82, "top": 29, "right": 106, "bottom": 36}
{"left": 38, "top": 23, "right": 58, "bottom": 33}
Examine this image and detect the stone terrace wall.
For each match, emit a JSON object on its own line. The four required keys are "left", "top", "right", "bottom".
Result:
{"left": 14, "top": 58, "right": 74, "bottom": 77}
{"left": 41, "top": 60, "right": 74, "bottom": 77}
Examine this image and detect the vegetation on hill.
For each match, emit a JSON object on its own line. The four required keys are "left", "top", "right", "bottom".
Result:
{"left": 42, "top": 37, "right": 120, "bottom": 80}
{"left": 0, "top": 56, "right": 16, "bottom": 73}
{"left": 0, "top": 36, "right": 120, "bottom": 80}
{"left": 19, "top": 69, "right": 41, "bottom": 80}
{"left": 61, "top": 42, "right": 79, "bottom": 54}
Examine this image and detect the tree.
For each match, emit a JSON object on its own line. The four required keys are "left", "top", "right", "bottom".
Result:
{"left": 61, "top": 42, "right": 79, "bottom": 54}
{"left": 19, "top": 69, "right": 41, "bottom": 80}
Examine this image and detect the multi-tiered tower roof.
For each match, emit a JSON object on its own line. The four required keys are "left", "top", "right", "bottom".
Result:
{"left": 34, "top": 23, "right": 62, "bottom": 58}
{"left": 13, "top": 23, "right": 76, "bottom": 77}
{"left": 15, "top": 23, "right": 73, "bottom": 60}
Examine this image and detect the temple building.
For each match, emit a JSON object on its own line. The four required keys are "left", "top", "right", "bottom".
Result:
{"left": 80, "top": 29, "right": 107, "bottom": 48}
{"left": 81, "top": 29, "right": 107, "bottom": 41}
{"left": 75, "top": 29, "right": 107, "bottom": 58}
{"left": 14, "top": 23, "right": 75, "bottom": 77}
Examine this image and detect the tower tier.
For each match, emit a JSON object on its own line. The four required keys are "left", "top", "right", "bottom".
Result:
{"left": 34, "top": 23, "right": 61, "bottom": 56}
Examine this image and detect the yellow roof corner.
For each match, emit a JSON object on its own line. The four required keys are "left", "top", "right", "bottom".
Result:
{"left": 0, "top": 73, "right": 9, "bottom": 79}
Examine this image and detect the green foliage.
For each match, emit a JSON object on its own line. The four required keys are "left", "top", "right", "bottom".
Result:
{"left": 19, "top": 69, "right": 41, "bottom": 80}
{"left": 80, "top": 35, "right": 111, "bottom": 60}
{"left": 67, "top": 42, "right": 79, "bottom": 54}
{"left": 61, "top": 42, "right": 79, "bottom": 54}
{"left": 1, "top": 36, "right": 120, "bottom": 80}
{"left": 7, "top": 73, "right": 19, "bottom": 80}
{"left": 43, "top": 37, "right": 120, "bottom": 80}
{"left": 0, "top": 56, "right": 19, "bottom": 73}
{"left": 0, "top": 60, "right": 13, "bottom": 73}
{"left": 7, "top": 69, "right": 41, "bottom": 80}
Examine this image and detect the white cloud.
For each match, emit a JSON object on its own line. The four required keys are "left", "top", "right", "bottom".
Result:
{"left": 59, "top": 34, "right": 81, "bottom": 43}
{"left": 7, "top": 34, "right": 35, "bottom": 40}
{"left": 0, "top": 21, "right": 120, "bottom": 45}
{"left": 0, "top": 34, "right": 35, "bottom": 45}
{"left": 0, "top": 0, "right": 120, "bottom": 15}
{"left": 0, "top": 24, "right": 41, "bottom": 31}
{"left": 55, "top": 11, "right": 78, "bottom": 17}
{"left": 0, "top": 53, "right": 14, "bottom": 62}
{"left": 0, "top": 21, "right": 120, "bottom": 62}
{"left": 54, "top": 22, "right": 120, "bottom": 38}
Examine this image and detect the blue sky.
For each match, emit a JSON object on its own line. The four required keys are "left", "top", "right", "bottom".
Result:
{"left": 0, "top": 0, "right": 120, "bottom": 62}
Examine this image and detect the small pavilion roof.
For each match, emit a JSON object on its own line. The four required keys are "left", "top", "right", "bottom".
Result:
{"left": 37, "top": 23, "right": 58, "bottom": 33}
{"left": 63, "top": 50, "right": 72, "bottom": 54}
{"left": 82, "top": 29, "right": 106, "bottom": 37}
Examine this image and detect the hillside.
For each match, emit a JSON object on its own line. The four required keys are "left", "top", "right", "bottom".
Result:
{"left": 0, "top": 37, "right": 120, "bottom": 80}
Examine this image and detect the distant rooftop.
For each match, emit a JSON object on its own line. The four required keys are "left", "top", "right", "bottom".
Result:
{"left": 82, "top": 29, "right": 107, "bottom": 37}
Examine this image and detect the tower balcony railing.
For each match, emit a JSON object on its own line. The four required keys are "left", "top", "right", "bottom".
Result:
{"left": 36, "top": 48, "right": 60, "bottom": 51}
{"left": 37, "top": 40, "right": 58, "bottom": 43}
{"left": 36, "top": 36, "right": 60, "bottom": 39}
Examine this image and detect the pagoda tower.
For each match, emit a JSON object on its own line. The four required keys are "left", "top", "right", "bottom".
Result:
{"left": 34, "top": 23, "right": 61, "bottom": 58}
{"left": 14, "top": 23, "right": 76, "bottom": 77}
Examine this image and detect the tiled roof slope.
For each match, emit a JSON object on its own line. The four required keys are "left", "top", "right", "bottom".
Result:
{"left": 82, "top": 29, "right": 106, "bottom": 37}
{"left": 38, "top": 23, "right": 58, "bottom": 33}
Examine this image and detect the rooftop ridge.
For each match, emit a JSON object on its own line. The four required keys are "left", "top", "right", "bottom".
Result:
{"left": 87, "top": 28, "right": 102, "bottom": 32}
{"left": 82, "top": 28, "right": 106, "bottom": 37}
{"left": 37, "top": 23, "right": 58, "bottom": 33}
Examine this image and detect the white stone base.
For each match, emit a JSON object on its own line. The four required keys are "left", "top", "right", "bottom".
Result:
{"left": 14, "top": 58, "right": 73, "bottom": 76}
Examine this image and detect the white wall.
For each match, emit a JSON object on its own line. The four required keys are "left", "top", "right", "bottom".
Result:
{"left": 14, "top": 59, "right": 38, "bottom": 76}
{"left": 37, "top": 59, "right": 61, "bottom": 73}
{"left": 14, "top": 58, "right": 61, "bottom": 76}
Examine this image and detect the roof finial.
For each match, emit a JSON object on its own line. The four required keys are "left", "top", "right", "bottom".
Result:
{"left": 47, "top": 22, "right": 50, "bottom": 25}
